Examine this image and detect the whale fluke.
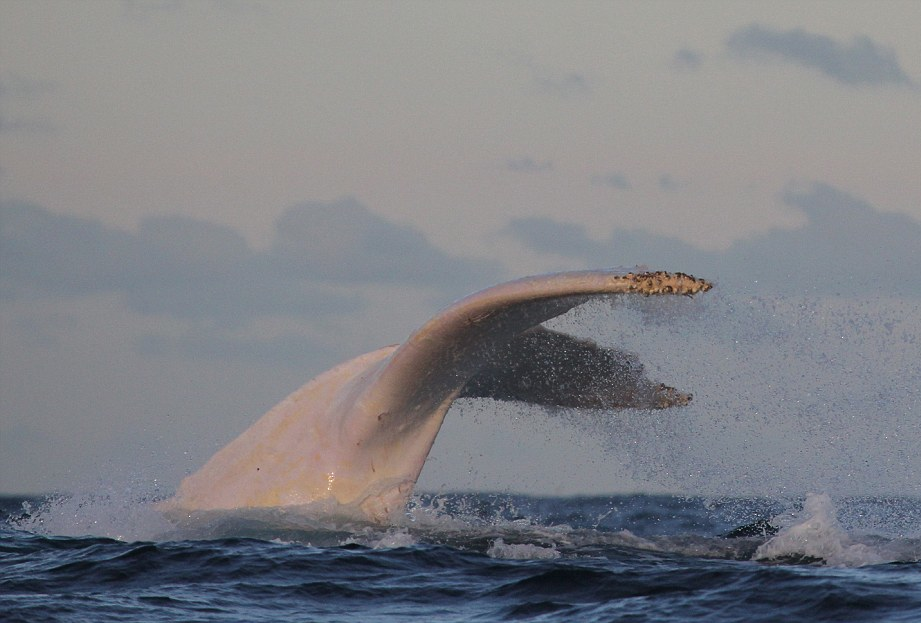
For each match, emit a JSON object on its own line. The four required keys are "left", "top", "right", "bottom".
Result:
{"left": 162, "top": 270, "right": 712, "bottom": 523}
{"left": 458, "top": 326, "right": 694, "bottom": 409}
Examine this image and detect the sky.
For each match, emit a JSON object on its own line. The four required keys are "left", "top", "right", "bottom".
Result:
{"left": 1, "top": 1, "right": 919, "bottom": 497}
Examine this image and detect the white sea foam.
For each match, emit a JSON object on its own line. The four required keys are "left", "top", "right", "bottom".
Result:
{"left": 755, "top": 493, "right": 886, "bottom": 567}
{"left": 366, "top": 527, "right": 418, "bottom": 549}
{"left": 487, "top": 538, "right": 561, "bottom": 560}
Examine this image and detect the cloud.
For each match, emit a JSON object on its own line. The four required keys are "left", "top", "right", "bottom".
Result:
{"left": 1, "top": 198, "right": 500, "bottom": 325}
{"left": 0, "top": 202, "right": 359, "bottom": 323}
{"left": 672, "top": 48, "right": 703, "bottom": 71}
{"left": 269, "top": 198, "right": 497, "bottom": 289}
{"left": 506, "top": 215, "right": 703, "bottom": 273}
{"left": 504, "top": 217, "right": 608, "bottom": 260}
{"left": 657, "top": 174, "right": 689, "bottom": 192}
{"left": 0, "top": 73, "right": 56, "bottom": 100}
{"left": 590, "top": 172, "right": 631, "bottom": 190}
{"left": 136, "top": 331, "right": 338, "bottom": 369}
{"left": 502, "top": 51, "right": 592, "bottom": 98}
{"left": 0, "top": 116, "right": 57, "bottom": 135}
{"left": 506, "top": 157, "right": 553, "bottom": 173}
{"left": 0, "top": 201, "right": 137, "bottom": 297}
{"left": 0, "top": 74, "right": 58, "bottom": 135}
{"left": 535, "top": 71, "right": 590, "bottom": 97}
{"left": 123, "top": 264, "right": 361, "bottom": 324}
{"left": 726, "top": 24, "right": 913, "bottom": 87}
{"left": 505, "top": 183, "right": 921, "bottom": 297}
{"left": 740, "top": 183, "right": 921, "bottom": 294}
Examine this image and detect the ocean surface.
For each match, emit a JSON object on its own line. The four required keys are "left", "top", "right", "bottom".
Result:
{"left": 3, "top": 491, "right": 920, "bottom": 622}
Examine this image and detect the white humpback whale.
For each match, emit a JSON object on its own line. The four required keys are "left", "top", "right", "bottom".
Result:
{"left": 162, "top": 270, "right": 712, "bottom": 524}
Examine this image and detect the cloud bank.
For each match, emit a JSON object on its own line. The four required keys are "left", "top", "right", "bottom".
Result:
{"left": 726, "top": 24, "right": 913, "bottom": 87}
{"left": 506, "top": 182, "right": 921, "bottom": 297}
{"left": 1, "top": 198, "right": 500, "bottom": 326}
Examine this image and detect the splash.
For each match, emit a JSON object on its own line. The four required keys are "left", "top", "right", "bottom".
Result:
{"left": 346, "top": 526, "right": 419, "bottom": 550}
{"left": 754, "top": 493, "right": 912, "bottom": 567}
{"left": 487, "top": 538, "right": 561, "bottom": 560}
{"left": 8, "top": 477, "right": 172, "bottom": 542}
{"left": 549, "top": 292, "right": 921, "bottom": 501}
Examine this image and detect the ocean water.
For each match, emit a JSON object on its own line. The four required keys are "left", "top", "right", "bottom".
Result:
{"left": 2, "top": 491, "right": 921, "bottom": 622}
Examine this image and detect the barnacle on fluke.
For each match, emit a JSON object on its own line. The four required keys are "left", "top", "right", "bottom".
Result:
{"left": 624, "top": 271, "right": 713, "bottom": 296}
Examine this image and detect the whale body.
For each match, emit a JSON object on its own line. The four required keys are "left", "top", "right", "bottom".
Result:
{"left": 162, "top": 270, "right": 712, "bottom": 523}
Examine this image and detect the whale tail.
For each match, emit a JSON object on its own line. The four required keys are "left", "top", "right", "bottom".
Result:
{"left": 459, "top": 326, "right": 692, "bottom": 410}
{"left": 163, "top": 270, "right": 712, "bottom": 524}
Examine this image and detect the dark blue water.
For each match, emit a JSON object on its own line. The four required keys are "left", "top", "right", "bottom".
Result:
{"left": 2, "top": 493, "right": 920, "bottom": 622}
